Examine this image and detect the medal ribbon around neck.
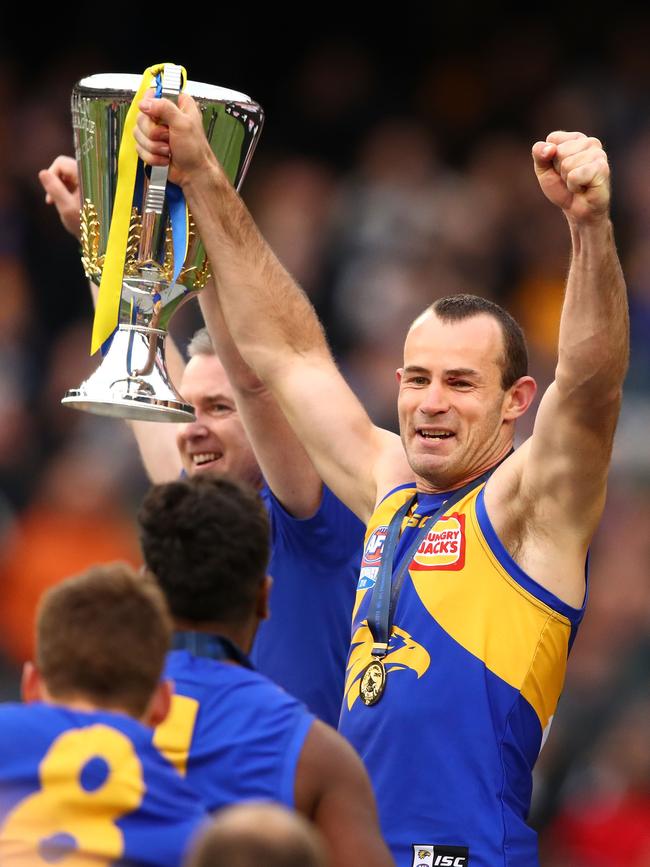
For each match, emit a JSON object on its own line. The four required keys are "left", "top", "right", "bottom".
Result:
{"left": 363, "top": 455, "right": 512, "bottom": 705}
{"left": 91, "top": 62, "right": 188, "bottom": 355}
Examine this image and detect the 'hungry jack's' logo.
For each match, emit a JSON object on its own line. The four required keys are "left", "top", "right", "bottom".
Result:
{"left": 410, "top": 513, "right": 465, "bottom": 571}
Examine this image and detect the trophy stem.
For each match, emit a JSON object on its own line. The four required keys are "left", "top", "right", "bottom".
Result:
{"left": 62, "top": 325, "right": 195, "bottom": 422}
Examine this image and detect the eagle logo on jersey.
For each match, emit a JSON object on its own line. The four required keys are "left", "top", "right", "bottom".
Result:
{"left": 344, "top": 621, "right": 430, "bottom": 710}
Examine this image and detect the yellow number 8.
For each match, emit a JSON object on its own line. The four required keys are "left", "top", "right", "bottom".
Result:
{"left": 0, "top": 724, "right": 145, "bottom": 865}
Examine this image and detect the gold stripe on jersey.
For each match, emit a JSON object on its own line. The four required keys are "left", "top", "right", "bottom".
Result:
{"left": 153, "top": 694, "right": 200, "bottom": 776}
{"left": 407, "top": 486, "right": 571, "bottom": 730}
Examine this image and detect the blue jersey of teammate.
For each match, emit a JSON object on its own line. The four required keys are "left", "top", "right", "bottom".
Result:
{"left": 252, "top": 482, "right": 364, "bottom": 726}
{"left": 153, "top": 646, "right": 315, "bottom": 810}
{"left": 0, "top": 703, "right": 207, "bottom": 866}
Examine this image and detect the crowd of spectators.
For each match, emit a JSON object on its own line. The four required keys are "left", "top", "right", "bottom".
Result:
{"left": 1, "top": 16, "right": 648, "bottom": 864}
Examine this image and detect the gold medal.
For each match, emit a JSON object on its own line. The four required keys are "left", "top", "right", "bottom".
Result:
{"left": 359, "top": 659, "right": 386, "bottom": 706}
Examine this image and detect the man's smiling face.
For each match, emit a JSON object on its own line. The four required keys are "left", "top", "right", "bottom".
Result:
{"left": 176, "top": 354, "right": 261, "bottom": 487}
{"left": 397, "top": 311, "right": 515, "bottom": 492}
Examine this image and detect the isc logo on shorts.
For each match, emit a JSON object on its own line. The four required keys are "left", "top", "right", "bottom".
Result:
{"left": 410, "top": 513, "right": 466, "bottom": 571}
{"left": 411, "top": 844, "right": 469, "bottom": 867}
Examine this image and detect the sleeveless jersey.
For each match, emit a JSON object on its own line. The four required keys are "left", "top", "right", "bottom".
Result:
{"left": 0, "top": 703, "right": 206, "bottom": 866}
{"left": 338, "top": 483, "right": 586, "bottom": 867}
{"left": 154, "top": 649, "right": 315, "bottom": 809}
{"left": 253, "top": 482, "right": 364, "bottom": 725}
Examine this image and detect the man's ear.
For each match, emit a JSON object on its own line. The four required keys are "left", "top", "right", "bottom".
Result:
{"left": 144, "top": 679, "right": 172, "bottom": 728}
{"left": 21, "top": 662, "right": 44, "bottom": 704}
{"left": 503, "top": 376, "right": 537, "bottom": 421}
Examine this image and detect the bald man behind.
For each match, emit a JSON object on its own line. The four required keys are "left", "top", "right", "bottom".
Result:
{"left": 185, "top": 803, "right": 327, "bottom": 867}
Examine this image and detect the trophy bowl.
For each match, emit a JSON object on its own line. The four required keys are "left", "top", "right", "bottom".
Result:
{"left": 62, "top": 66, "right": 264, "bottom": 422}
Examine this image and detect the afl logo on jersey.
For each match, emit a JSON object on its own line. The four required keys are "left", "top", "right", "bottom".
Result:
{"left": 361, "top": 526, "right": 388, "bottom": 567}
{"left": 410, "top": 513, "right": 466, "bottom": 571}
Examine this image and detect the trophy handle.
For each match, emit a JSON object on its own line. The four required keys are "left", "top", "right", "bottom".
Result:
{"left": 132, "top": 299, "right": 162, "bottom": 377}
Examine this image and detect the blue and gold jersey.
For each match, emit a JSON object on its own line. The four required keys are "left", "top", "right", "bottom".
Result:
{"left": 0, "top": 703, "right": 207, "bottom": 866}
{"left": 339, "top": 483, "right": 586, "bottom": 867}
{"left": 154, "top": 650, "right": 315, "bottom": 809}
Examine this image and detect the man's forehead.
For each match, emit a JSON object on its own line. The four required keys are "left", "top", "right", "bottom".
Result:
{"left": 404, "top": 311, "right": 504, "bottom": 369}
{"left": 180, "top": 354, "right": 234, "bottom": 399}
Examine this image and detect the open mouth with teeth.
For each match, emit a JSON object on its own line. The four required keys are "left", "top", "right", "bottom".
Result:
{"left": 417, "top": 431, "right": 454, "bottom": 440}
{"left": 192, "top": 452, "right": 222, "bottom": 467}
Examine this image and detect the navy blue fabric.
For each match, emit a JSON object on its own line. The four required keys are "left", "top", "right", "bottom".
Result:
{"left": 252, "top": 483, "right": 364, "bottom": 725}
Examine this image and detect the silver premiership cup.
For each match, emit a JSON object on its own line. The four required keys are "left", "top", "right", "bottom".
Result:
{"left": 62, "top": 64, "right": 264, "bottom": 422}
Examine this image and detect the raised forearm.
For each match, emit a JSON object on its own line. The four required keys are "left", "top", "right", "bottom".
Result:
{"left": 198, "top": 284, "right": 324, "bottom": 518}
{"left": 184, "top": 161, "right": 327, "bottom": 382}
{"left": 531, "top": 132, "right": 628, "bottom": 408}
{"left": 556, "top": 217, "right": 628, "bottom": 405}
{"left": 197, "top": 283, "right": 264, "bottom": 394}
{"left": 126, "top": 331, "right": 184, "bottom": 482}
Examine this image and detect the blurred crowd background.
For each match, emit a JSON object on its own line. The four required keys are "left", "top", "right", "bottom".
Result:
{"left": 1, "top": 12, "right": 648, "bottom": 865}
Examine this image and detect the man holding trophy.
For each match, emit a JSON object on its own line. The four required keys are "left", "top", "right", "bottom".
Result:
{"left": 40, "top": 65, "right": 365, "bottom": 729}
{"left": 130, "top": 85, "right": 628, "bottom": 867}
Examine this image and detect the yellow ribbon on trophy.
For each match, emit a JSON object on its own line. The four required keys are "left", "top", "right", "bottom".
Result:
{"left": 90, "top": 62, "right": 188, "bottom": 355}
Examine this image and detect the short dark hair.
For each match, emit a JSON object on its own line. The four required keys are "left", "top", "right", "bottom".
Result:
{"left": 36, "top": 563, "right": 172, "bottom": 717}
{"left": 137, "top": 477, "right": 270, "bottom": 625}
{"left": 429, "top": 294, "right": 528, "bottom": 389}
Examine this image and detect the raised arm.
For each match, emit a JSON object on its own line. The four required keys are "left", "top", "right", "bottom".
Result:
{"left": 39, "top": 157, "right": 182, "bottom": 483}
{"left": 134, "top": 94, "right": 411, "bottom": 521}
{"left": 198, "top": 288, "right": 323, "bottom": 517}
{"left": 39, "top": 156, "right": 356, "bottom": 514}
{"left": 486, "top": 131, "right": 628, "bottom": 606}
{"left": 295, "top": 720, "right": 394, "bottom": 867}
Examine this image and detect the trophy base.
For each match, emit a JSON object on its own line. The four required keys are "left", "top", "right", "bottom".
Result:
{"left": 62, "top": 391, "right": 195, "bottom": 423}
{"left": 62, "top": 325, "right": 196, "bottom": 423}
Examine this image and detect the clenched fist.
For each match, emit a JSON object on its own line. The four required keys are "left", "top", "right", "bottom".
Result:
{"left": 532, "top": 131, "right": 610, "bottom": 225}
